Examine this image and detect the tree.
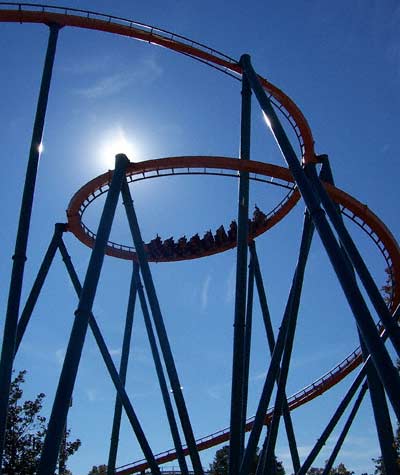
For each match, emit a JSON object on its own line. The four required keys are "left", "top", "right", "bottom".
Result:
{"left": 372, "top": 424, "right": 400, "bottom": 475}
{"left": 209, "top": 445, "right": 285, "bottom": 475}
{"left": 307, "top": 464, "right": 353, "bottom": 475}
{"left": 273, "top": 457, "right": 285, "bottom": 475}
{"left": 88, "top": 465, "right": 108, "bottom": 475}
{"left": 2, "top": 370, "right": 81, "bottom": 475}
{"left": 209, "top": 446, "right": 229, "bottom": 475}
{"left": 330, "top": 463, "right": 354, "bottom": 475}
{"left": 372, "top": 272, "right": 400, "bottom": 474}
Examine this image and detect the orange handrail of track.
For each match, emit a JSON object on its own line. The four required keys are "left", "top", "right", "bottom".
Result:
{"left": 66, "top": 156, "right": 300, "bottom": 262}
{"left": 66, "top": 156, "right": 400, "bottom": 310}
{"left": 108, "top": 158, "right": 400, "bottom": 474}
{"left": 0, "top": 3, "right": 316, "bottom": 164}
{"left": 2, "top": 5, "right": 399, "bottom": 473}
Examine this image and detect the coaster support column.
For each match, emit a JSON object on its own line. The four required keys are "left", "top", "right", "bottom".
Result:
{"left": 107, "top": 264, "right": 138, "bottom": 475}
{"left": 57, "top": 238, "right": 160, "bottom": 475}
{"left": 229, "top": 54, "right": 252, "bottom": 475}
{"left": 321, "top": 384, "right": 368, "bottom": 475}
{"left": 15, "top": 223, "right": 66, "bottom": 353}
{"left": 312, "top": 156, "right": 399, "bottom": 475}
{"left": 241, "top": 54, "right": 400, "bottom": 420}
{"left": 240, "top": 256, "right": 255, "bottom": 453}
{"left": 305, "top": 161, "right": 400, "bottom": 355}
{"left": 239, "top": 295, "right": 292, "bottom": 475}
{"left": 38, "top": 154, "right": 129, "bottom": 475}
{"left": 133, "top": 267, "right": 189, "bottom": 475}
{"left": 0, "top": 23, "right": 61, "bottom": 470}
{"left": 261, "top": 209, "right": 314, "bottom": 475}
{"left": 250, "top": 242, "right": 300, "bottom": 473}
{"left": 121, "top": 179, "right": 203, "bottom": 475}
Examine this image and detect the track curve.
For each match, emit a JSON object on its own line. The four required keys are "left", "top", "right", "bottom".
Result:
{"left": 66, "top": 156, "right": 300, "bottom": 262}
{"left": 111, "top": 161, "right": 400, "bottom": 474}
{"left": 2, "top": 4, "right": 398, "bottom": 472}
{"left": 66, "top": 156, "right": 400, "bottom": 309}
{"left": 0, "top": 2, "right": 316, "bottom": 164}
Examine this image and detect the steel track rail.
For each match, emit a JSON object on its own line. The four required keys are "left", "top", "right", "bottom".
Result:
{"left": 2, "top": 5, "right": 398, "bottom": 471}
{"left": 108, "top": 159, "right": 400, "bottom": 473}
{"left": 0, "top": 3, "right": 315, "bottom": 164}
{"left": 66, "top": 157, "right": 298, "bottom": 262}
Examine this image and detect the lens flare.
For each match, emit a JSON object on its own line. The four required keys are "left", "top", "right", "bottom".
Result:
{"left": 99, "top": 128, "right": 138, "bottom": 169}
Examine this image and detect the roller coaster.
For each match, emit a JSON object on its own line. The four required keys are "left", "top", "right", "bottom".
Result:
{"left": 0, "top": 3, "right": 400, "bottom": 475}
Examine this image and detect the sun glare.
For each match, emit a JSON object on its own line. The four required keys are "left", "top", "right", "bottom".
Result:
{"left": 262, "top": 111, "right": 272, "bottom": 129}
{"left": 99, "top": 128, "right": 139, "bottom": 170}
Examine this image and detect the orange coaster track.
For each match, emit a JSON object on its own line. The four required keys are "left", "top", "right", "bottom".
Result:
{"left": 2, "top": 4, "right": 399, "bottom": 473}
{"left": 0, "top": 2, "right": 315, "bottom": 163}
{"left": 66, "top": 157, "right": 300, "bottom": 262}
{"left": 66, "top": 156, "right": 396, "bottom": 475}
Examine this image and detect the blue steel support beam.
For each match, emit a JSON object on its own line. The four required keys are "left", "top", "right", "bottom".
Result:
{"left": 314, "top": 156, "right": 399, "bottom": 475}
{"left": 230, "top": 53, "right": 252, "bottom": 475}
{"left": 321, "top": 383, "right": 368, "bottom": 475}
{"left": 15, "top": 223, "right": 66, "bottom": 353}
{"left": 297, "top": 371, "right": 367, "bottom": 475}
{"left": 305, "top": 162, "right": 400, "bottom": 356}
{"left": 256, "top": 433, "right": 274, "bottom": 475}
{"left": 295, "top": 338, "right": 394, "bottom": 475}
{"left": 57, "top": 239, "right": 160, "bottom": 475}
{"left": 120, "top": 179, "right": 203, "bottom": 475}
{"left": 133, "top": 266, "right": 189, "bottom": 475}
{"left": 239, "top": 293, "right": 293, "bottom": 475}
{"left": 261, "top": 210, "right": 315, "bottom": 475}
{"left": 362, "top": 358, "right": 399, "bottom": 475}
{"left": 240, "top": 55, "right": 400, "bottom": 421}
{"left": 355, "top": 334, "right": 397, "bottom": 475}
{"left": 107, "top": 264, "right": 138, "bottom": 475}
{"left": 296, "top": 304, "right": 399, "bottom": 475}
{"left": 240, "top": 256, "right": 255, "bottom": 453}
{"left": 37, "top": 154, "right": 129, "bottom": 475}
{"left": 250, "top": 242, "right": 300, "bottom": 473}
{"left": 88, "top": 310, "right": 160, "bottom": 475}
{"left": 0, "top": 23, "right": 61, "bottom": 471}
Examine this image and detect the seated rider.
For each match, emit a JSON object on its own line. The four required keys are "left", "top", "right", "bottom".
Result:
{"left": 202, "top": 230, "right": 215, "bottom": 250}
{"left": 228, "top": 220, "right": 237, "bottom": 242}
{"left": 149, "top": 234, "right": 163, "bottom": 258}
{"left": 215, "top": 225, "right": 228, "bottom": 245}
{"left": 188, "top": 233, "right": 201, "bottom": 254}
{"left": 253, "top": 205, "right": 266, "bottom": 228}
{"left": 176, "top": 236, "right": 187, "bottom": 256}
{"left": 163, "top": 237, "right": 175, "bottom": 257}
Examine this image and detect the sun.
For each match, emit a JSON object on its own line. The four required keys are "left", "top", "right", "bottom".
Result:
{"left": 99, "top": 128, "right": 139, "bottom": 170}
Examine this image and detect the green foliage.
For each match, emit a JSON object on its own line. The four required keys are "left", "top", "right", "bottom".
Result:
{"left": 307, "top": 463, "right": 353, "bottom": 475}
{"left": 330, "top": 463, "right": 354, "bottom": 475}
{"left": 274, "top": 457, "right": 285, "bottom": 475}
{"left": 372, "top": 424, "right": 400, "bottom": 474}
{"left": 2, "top": 370, "right": 81, "bottom": 475}
{"left": 88, "top": 464, "right": 108, "bottom": 475}
{"left": 209, "top": 445, "right": 285, "bottom": 475}
{"left": 209, "top": 446, "right": 229, "bottom": 475}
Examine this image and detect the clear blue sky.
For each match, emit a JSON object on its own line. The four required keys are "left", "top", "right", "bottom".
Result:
{"left": 1, "top": 1, "right": 399, "bottom": 474}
